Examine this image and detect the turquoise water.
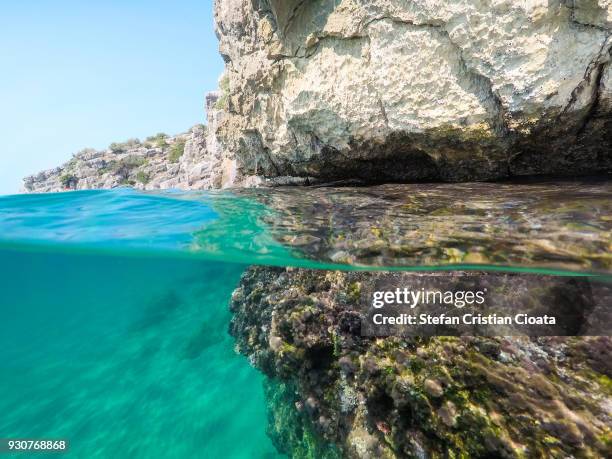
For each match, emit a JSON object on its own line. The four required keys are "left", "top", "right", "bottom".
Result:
{"left": 0, "top": 248, "right": 281, "bottom": 458}
{"left": 0, "top": 184, "right": 610, "bottom": 458}
{"left": 0, "top": 190, "right": 290, "bottom": 458}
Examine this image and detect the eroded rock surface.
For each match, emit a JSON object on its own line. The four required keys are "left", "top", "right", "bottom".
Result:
{"left": 230, "top": 267, "right": 612, "bottom": 458}
{"left": 23, "top": 94, "right": 233, "bottom": 193}
{"left": 213, "top": 0, "right": 612, "bottom": 184}
{"left": 22, "top": 125, "right": 211, "bottom": 193}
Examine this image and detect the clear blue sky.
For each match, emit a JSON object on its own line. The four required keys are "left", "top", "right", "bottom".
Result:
{"left": 0, "top": 0, "right": 222, "bottom": 195}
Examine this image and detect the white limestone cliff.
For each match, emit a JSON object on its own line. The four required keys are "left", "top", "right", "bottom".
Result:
{"left": 211, "top": 0, "right": 612, "bottom": 183}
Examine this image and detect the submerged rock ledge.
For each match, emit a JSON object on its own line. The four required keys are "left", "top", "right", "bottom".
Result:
{"left": 236, "top": 180, "right": 612, "bottom": 274}
{"left": 230, "top": 267, "right": 612, "bottom": 458}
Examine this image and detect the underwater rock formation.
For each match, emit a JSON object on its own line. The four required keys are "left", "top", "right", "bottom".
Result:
{"left": 212, "top": 0, "right": 612, "bottom": 184}
{"left": 230, "top": 267, "right": 612, "bottom": 458}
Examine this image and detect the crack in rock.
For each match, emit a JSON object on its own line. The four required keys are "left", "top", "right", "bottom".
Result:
{"left": 561, "top": 34, "right": 611, "bottom": 133}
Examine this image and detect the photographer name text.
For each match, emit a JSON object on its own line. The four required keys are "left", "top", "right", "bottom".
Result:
{"left": 371, "top": 287, "right": 556, "bottom": 326}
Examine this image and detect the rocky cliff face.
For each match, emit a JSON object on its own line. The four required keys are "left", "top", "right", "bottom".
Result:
{"left": 212, "top": 0, "right": 612, "bottom": 184}
{"left": 24, "top": 1, "right": 612, "bottom": 191}
{"left": 23, "top": 126, "right": 205, "bottom": 193}
{"left": 23, "top": 95, "right": 232, "bottom": 193}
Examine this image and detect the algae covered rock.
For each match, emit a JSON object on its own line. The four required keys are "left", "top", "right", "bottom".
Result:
{"left": 229, "top": 266, "right": 612, "bottom": 458}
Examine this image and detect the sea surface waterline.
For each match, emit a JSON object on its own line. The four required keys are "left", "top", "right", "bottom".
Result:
{"left": 1, "top": 179, "right": 611, "bottom": 276}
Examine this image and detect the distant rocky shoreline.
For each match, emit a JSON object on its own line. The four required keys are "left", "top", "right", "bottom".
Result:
{"left": 23, "top": 94, "right": 224, "bottom": 193}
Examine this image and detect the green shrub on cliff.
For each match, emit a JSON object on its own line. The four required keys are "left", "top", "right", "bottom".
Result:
{"left": 135, "top": 171, "right": 150, "bottom": 184}
{"left": 119, "top": 177, "right": 135, "bottom": 186}
{"left": 145, "top": 132, "right": 168, "bottom": 148}
{"left": 120, "top": 155, "right": 146, "bottom": 168}
{"left": 60, "top": 174, "right": 78, "bottom": 189}
{"left": 109, "top": 138, "right": 140, "bottom": 153}
{"left": 215, "top": 76, "right": 230, "bottom": 109}
{"left": 109, "top": 142, "right": 124, "bottom": 153}
{"left": 168, "top": 140, "right": 186, "bottom": 163}
{"left": 124, "top": 138, "right": 141, "bottom": 148}
{"left": 102, "top": 155, "right": 147, "bottom": 180}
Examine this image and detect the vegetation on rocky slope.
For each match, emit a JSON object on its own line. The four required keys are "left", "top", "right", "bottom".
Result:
{"left": 22, "top": 125, "right": 210, "bottom": 192}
